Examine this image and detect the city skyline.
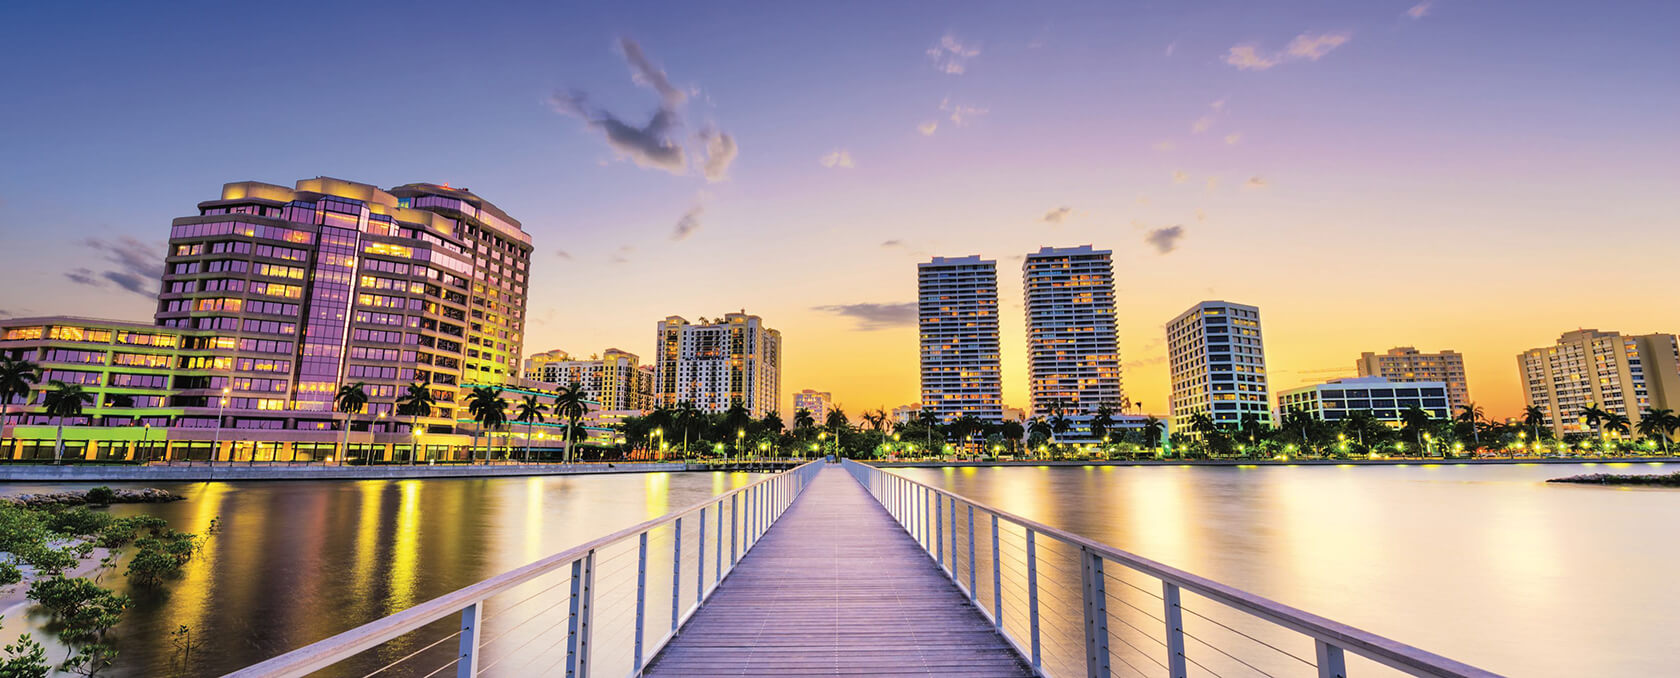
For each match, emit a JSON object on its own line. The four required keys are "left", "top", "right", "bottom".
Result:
{"left": 3, "top": 1, "right": 1677, "bottom": 420}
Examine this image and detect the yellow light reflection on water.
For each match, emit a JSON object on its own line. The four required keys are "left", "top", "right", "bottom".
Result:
{"left": 524, "top": 476, "right": 545, "bottom": 563}
{"left": 387, "top": 480, "right": 421, "bottom": 613}
{"left": 170, "top": 482, "right": 230, "bottom": 649}
{"left": 645, "top": 472, "right": 670, "bottom": 518}
{"left": 352, "top": 481, "right": 384, "bottom": 598}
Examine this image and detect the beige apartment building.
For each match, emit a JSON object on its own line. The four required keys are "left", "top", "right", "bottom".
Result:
{"left": 1518, "top": 330, "right": 1680, "bottom": 435}
{"left": 1356, "top": 347, "right": 1471, "bottom": 410}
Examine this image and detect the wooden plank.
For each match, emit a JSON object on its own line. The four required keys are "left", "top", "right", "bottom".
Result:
{"left": 643, "top": 465, "right": 1031, "bottom": 677}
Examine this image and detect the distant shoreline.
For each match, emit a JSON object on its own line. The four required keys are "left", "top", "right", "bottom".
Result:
{"left": 1547, "top": 471, "right": 1680, "bottom": 487}
{"left": 870, "top": 457, "right": 1680, "bottom": 469}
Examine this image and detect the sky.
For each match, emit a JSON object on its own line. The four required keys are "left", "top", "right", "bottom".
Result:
{"left": 1, "top": 0, "right": 1676, "bottom": 420}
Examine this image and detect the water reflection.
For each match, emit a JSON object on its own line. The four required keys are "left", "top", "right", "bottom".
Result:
{"left": 894, "top": 462, "right": 1680, "bottom": 678}
{"left": 0, "top": 471, "right": 761, "bottom": 677}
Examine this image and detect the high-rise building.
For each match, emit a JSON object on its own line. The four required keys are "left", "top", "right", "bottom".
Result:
{"left": 524, "top": 348, "right": 652, "bottom": 411}
{"left": 1518, "top": 329, "right": 1680, "bottom": 435}
{"left": 154, "top": 177, "right": 532, "bottom": 431}
{"left": 654, "top": 312, "right": 782, "bottom": 417}
{"left": 0, "top": 177, "right": 535, "bottom": 462}
{"left": 1167, "top": 301, "right": 1269, "bottom": 435}
{"left": 793, "top": 389, "right": 833, "bottom": 423}
{"left": 917, "top": 256, "right": 1004, "bottom": 423}
{"left": 1022, "top": 246, "right": 1123, "bottom": 423}
{"left": 1277, "top": 376, "right": 1451, "bottom": 425}
{"left": 1356, "top": 347, "right": 1470, "bottom": 410}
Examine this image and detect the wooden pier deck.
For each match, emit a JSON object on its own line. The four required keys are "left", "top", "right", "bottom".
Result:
{"left": 643, "top": 465, "right": 1031, "bottom": 677}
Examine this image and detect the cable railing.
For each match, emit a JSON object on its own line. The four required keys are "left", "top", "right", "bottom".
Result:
{"left": 224, "top": 461, "right": 822, "bottom": 678}
{"left": 841, "top": 460, "right": 1503, "bottom": 678}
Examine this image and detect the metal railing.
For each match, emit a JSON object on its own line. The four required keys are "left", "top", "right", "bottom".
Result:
{"left": 226, "top": 461, "right": 822, "bottom": 678}
{"left": 841, "top": 460, "right": 1502, "bottom": 678}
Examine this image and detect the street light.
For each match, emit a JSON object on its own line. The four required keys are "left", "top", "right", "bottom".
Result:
{"left": 211, "top": 387, "right": 230, "bottom": 465}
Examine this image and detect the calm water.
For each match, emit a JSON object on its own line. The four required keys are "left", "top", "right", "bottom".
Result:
{"left": 892, "top": 462, "right": 1680, "bottom": 678}
{"left": 0, "top": 471, "right": 763, "bottom": 677}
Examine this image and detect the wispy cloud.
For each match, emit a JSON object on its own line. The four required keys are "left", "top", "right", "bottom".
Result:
{"left": 1224, "top": 133, "right": 1242, "bottom": 145}
{"left": 1225, "top": 31, "right": 1352, "bottom": 70}
{"left": 1164, "top": 41, "right": 1178, "bottom": 57}
{"left": 1406, "top": 2, "right": 1432, "bottom": 19}
{"left": 881, "top": 240, "right": 904, "bottom": 248}
{"left": 1195, "top": 208, "right": 1208, "bottom": 222}
{"left": 549, "top": 37, "right": 737, "bottom": 180}
{"left": 1040, "top": 206, "right": 1074, "bottom": 224}
{"left": 698, "top": 127, "right": 738, "bottom": 182}
{"left": 1145, "top": 226, "right": 1186, "bottom": 254}
{"left": 1173, "top": 170, "right": 1189, "bottom": 184}
{"left": 672, "top": 205, "right": 704, "bottom": 240}
{"left": 1191, "top": 115, "right": 1215, "bottom": 134}
{"left": 610, "top": 245, "right": 634, "bottom": 264}
{"left": 918, "top": 120, "right": 939, "bottom": 136}
{"left": 1153, "top": 140, "right": 1175, "bottom": 152}
{"left": 1245, "top": 176, "right": 1269, "bottom": 189}
{"left": 556, "top": 249, "right": 573, "bottom": 260}
{"left": 940, "top": 98, "right": 988, "bottom": 126}
{"left": 927, "top": 34, "right": 980, "bottom": 75}
{"left": 76, "top": 237, "right": 163, "bottom": 298}
{"left": 814, "top": 302, "right": 918, "bottom": 330}
{"left": 819, "top": 149, "right": 855, "bottom": 168}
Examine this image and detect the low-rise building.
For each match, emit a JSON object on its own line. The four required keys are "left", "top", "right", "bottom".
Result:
{"left": 793, "top": 389, "right": 832, "bottom": 422}
{"left": 1275, "top": 376, "right": 1451, "bottom": 424}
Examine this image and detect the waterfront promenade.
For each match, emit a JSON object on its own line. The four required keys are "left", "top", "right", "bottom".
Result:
{"left": 0, "top": 461, "right": 690, "bottom": 482}
{"left": 643, "top": 465, "right": 1029, "bottom": 676}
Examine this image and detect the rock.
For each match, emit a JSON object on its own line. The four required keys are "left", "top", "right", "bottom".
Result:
{"left": 0, "top": 488, "right": 185, "bottom": 508}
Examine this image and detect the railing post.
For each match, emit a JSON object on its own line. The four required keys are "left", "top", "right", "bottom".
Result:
{"left": 935, "top": 493, "right": 945, "bottom": 570}
{"left": 1163, "top": 582, "right": 1187, "bottom": 678}
{"left": 714, "top": 499, "right": 724, "bottom": 587}
{"left": 1315, "top": 640, "right": 1348, "bottom": 678}
{"left": 967, "top": 504, "right": 977, "bottom": 600}
{"left": 991, "top": 513, "right": 1002, "bottom": 630}
{"left": 1027, "top": 529, "right": 1041, "bottom": 671}
{"left": 1080, "top": 547, "right": 1110, "bottom": 678}
{"left": 454, "top": 601, "right": 481, "bottom": 678}
{"left": 565, "top": 552, "right": 596, "bottom": 678}
{"left": 697, "top": 507, "right": 707, "bottom": 605}
{"left": 633, "top": 531, "right": 648, "bottom": 671}
{"left": 729, "top": 492, "right": 738, "bottom": 568}
{"left": 671, "top": 517, "right": 682, "bottom": 634}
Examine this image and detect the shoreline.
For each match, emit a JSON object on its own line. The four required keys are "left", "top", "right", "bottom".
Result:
{"left": 869, "top": 456, "right": 1680, "bottom": 469}
{"left": 0, "top": 461, "right": 695, "bottom": 483}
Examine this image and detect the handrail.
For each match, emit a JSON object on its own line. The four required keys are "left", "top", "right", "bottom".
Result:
{"left": 226, "top": 460, "right": 822, "bottom": 678}
{"left": 841, "top": 460, "right": 1503, "bottom": 678}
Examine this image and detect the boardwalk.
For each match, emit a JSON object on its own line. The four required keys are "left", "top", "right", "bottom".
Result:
{"left": 644, "top": 465, "right": 1031, "bottom": 677}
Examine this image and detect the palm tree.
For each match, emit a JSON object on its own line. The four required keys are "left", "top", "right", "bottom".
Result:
{"left": 466, "top": 386, "right": 507, "bottom": 463}
{"left": 514, "top": 394, "right": 549, "bottom": 462}
{"left": 552, "top": 382, "right": 589, "bottom": 463}
{"left": 1579, "top": 403, "right": 1608, "bottom": 436}
{"left": 1637, "top": 408, "right": 1677, "bottom": 453}
{"left": 42, "top": 380, "right": 93, "bottom": 463}
{"left": 1000, "top": 420, "right": 1025, "bottom": 453}
{"left": 861, "top": 409, "right": 888, "bottom": 433}
{"left": 671, "top": 400, "right": 701, "bottom": 458}
{"left": 1142, "top": 416, "right": 1165, "bottom": 453}
{"left": 949, "top": 414, "right": 983, "bottom": 455}
{"left": 395, "top": 382, "right": 435, "bottom": 464}
{"left": 1456, "top": 403, "right": 1485, "bottom": 448}
{"left": 1090, "top": 406, "right": 1115, "bottom": 443}
{"left": 1602, "top": 412, "right": 1631, "bottom": 448}
{"left": 334, "top": 382, "right": 369, "bottom": 464}
{"left": 915, "top": 409, "right": 940, "bottom": 454}
{"left": 1522, "top": 405, "right": 1548, "bottom": 443}
{"left": 107, "top": 393, "right": 135, "bottom": 409}
{"left": 1027, "top": 418, "right": 1053, "bottom": 453}
{"left": 792, "top": 408, "right": 816, "bottom": 433}
{"left": 1046, "top": 402, "right": 1071, "bottom": 447}
{"left": 1399, "top": 406, "right": 1433, "bottom": 452}
{"left": 1187, "top": 412, "right": 1218, "bottom": 442}
{"left": 0, "top": 357, "right": 40, "bottom": 449}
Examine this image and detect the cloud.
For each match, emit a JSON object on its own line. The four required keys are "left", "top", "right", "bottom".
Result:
{"left": 697, "top": 127, "right": 737, "bottom": 182}
{"left": 819, "top": 149, "right": 855, "bottom": 168}
{"left": 1211, "top": 99, "right": 1227, "bottom": 111}
{"left": 80, "top": 237, "right": 162, "bottom": 298}
{"left": 1173, "top": 170, "right": 1189, "bottom": 184}
{"left": 65, "top": 268, "right": 100, "bottom": 287}
{"left": 1153, "top": 140, "right": 1175, "bottom": 152}
{"left": 1195, "top": 208, "right": 1207, "bottom": 222}
{"left": 610, "top": 245, "right": 634, "bottom": 264}
{"left": 927, "top": 34, "right": 980, "bottom": 74}
{"left": 940, "top": 98, "right": 987, "bottom": 126}
{"left": 1191, "top": 115, "right": 1214, "bottom": 134}
{"left": 1225, "top": 32, "right": 1351, "bottom": 70}
{"left": 1206, "top": 177, "right": 1221, "bottom": 191}
{"left": 918, "top": 120, "right": 939, "bottom": 136}
{"left": 881, "top": 240, "right": 904, "bottom": 248}
{"left": 1040, "top": 206, "right": 1074, "bottom": 224}
{"left": 549, "top": 37, "right": 738, "bottom": 179}
{"left": 1245, "top": 176, "right": 1268, "bottom": 189}
{"left": 814, "top": 302, "right": 918, "bottom": 330}
{"left": 556, "top": 249, "right": 573, "bottom": 260}
{"left": 1164, "top": 41, "right": 1178, "bottom": 57}
{"left": 1145, "top": 226, "right": 1186, "bottom": 254}
{"left": 1406, "top": 2, "right": 1431, "bottom": 19}
{"left": 1224, "top": 133, "right": 1242, "bottom": 145}
{"left": 672, "top": 205, "right": 703, "bottom": 240}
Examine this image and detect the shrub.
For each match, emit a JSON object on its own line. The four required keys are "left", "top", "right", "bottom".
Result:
{"left": 44, "top": 509, "right": 111, "bottom": 538}
{"left": 26, "top": 577, "right": 127, "bottom": 645}
{"left": 83, "top": 487, "right": 115, "bottom": 507}
{"left": 16, "top": 544, "right": 77, "bottom": 577}
{"left": 0, "top": 631, "right": 50, "bottom": 678}
{"left": 95, "top": 515, "right": 167, "bottom": 549}
{"left": 125, "top": 531, "right": 199, "bottom": 587}
{"left": 0, "top": 562, "right": 20, "bottom": 588}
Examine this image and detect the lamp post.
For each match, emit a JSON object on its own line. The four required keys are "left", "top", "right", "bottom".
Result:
{"left": 211, "top": 387, "right": 230, "bottom": 465}
{"left": 736, "top": 428, "right": 744, "bottom": 461}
